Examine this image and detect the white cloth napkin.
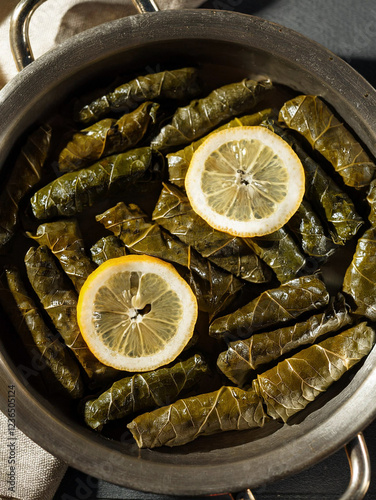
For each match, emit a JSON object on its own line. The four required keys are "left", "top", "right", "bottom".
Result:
{"left": 0, "top": 1, "right": 203, "bottom": 499}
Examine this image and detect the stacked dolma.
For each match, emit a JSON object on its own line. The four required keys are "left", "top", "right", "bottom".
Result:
{"left": 85, "top": 354, "right": 209, "bottom": 430}
{"left": 59, "top": 102, "right": 158, "bottom": 172}
{"left": 27, "top": 219, "right": 95, "bottom": 293}
{"left": 96, "top": 202, "right": 243, "bottom": 318}
{"left": 31, "top": 147, "right": 152, "bottom": 219}
{"left": 217, "top": 294, "right": 352, "bottom": 385}
{"left": 77, "top": 67, "right": 201, "bottom": 124}
{"left": 128, "top": 323, "right": 374, "bottom": 448}
{"left": 6, "top": 268, "right": 84, "bottom": 399}
{"left": 209, "top": 274, "right": 329, "bottom": 341}
{"left": 151, "top": 79, "right": 272, "bottom": 150}
{"left": 24, "top": 245, "right": 117, "bottom": 385}
{"left": 152, "top": 183, "right": 271, "bottom": 283}
{"left": 262, "top": 119, "right": 363, "bottom": 245}
{"left": 279, "top": 95, "right": 376, "bottom": 189}
{"left": 0, "top": 125, "right": 51, "bottom": 246}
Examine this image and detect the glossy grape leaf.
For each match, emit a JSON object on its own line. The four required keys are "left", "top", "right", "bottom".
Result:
{"left": 167, "top": 109, "right": 273, "bottom": 188}
{"left": 90, "top": 235, "right": 127, "bottom": 266}
{"left": 77, "top": 67, "right": 201, "bottom": 124}
{"left": 59, "top": 102, "right": 158, "bottom": 172}
{"left": 30, "top": 147, "right": 152, "bottom": 219}
{"left": 287, "top": 199, "right": 336, "bottom": 259}
{"left": 6, "top": 267, "right": 84, "bottom": 399}
{"left": 27, "top": 219, "right": 95, "bottom": 293}
{"left": 279, "top": 95, "right": 376, "bottom": 188}
{"left": 127, "top": 385, "right": 268, "bottom": 448}
{"left": 209, "top": 274, "right": 329, "bottom": 341}
{"left": 253, "top": 322, "right": 375, "bottom": 422}
{"left": 24, "top": 245, "right": 117, "bottom": 385}
{"left": 217, "top": 293, "right": 352, "bottom": 386}
{"left": 263, "top": 119, "right": 363, "bottom": 245}
{"left": 84, "top": 354, "right": 209, "bottom": 430}
{"left": 343, "top": 227, "right": 376, "bottom": 320}
{"left": 151, "top": 79, "right": 272, "bottom": 150}
{"left": 152, "top": 183, "right": 271, "bottom": 283}
{"left": 243, "top": 227, "right": 306, "bottom": 283}
{"left": 0, "top": 125, "right": 51, "bottom": 246}
{"left": 96, "top": 202, "right": 243, "bottom": 318}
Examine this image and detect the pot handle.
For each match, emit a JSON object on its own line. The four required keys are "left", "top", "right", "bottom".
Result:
{"left": 235, "top": 432, "right": 370, "bottom": 500}
{"left": 9, "top": 0, "right": 159, "bottom": 71}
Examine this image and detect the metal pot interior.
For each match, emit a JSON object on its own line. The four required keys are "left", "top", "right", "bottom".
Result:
{"left": 0, "top": 9, "right": 376, "bottom": 496}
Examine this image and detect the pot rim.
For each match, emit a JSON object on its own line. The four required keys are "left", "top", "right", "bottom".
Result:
{"left": 0, "top": 8, "right": 376, "bottom": 495}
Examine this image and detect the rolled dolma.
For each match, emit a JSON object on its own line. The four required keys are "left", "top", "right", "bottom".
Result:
{"left": 96, "top": 202, "right": 243, "bottom": 318}
{"left": 209, "top": 274, "right": 329, "bottom": 341}
{"left": 6, "top": 268, "right": 84, "bottom": 399}
{"left": 59, "top": 102, "right": 159, "bottom": 172}
{"left": 77, "top": 67, "right": 201, "bottom": 124}
{"left": 279, "top": 95, "right": 376, "bottom": 189}
{"left": 0, "top": 124, "right": 51, "bottom": 246}
{"left": 90, "top": 235, "right": 127, "bottom": 266}
{"left": 30, "top": 147, "right": 152, "bottom": 219}
{"left": 342, "top": 227, "right": 376, "bottom": 321}
{"left": 27, "top": 219, "right": 95, "bottom": 293}
{"left": 25, "top": 245, "right": 117, "bottom": 384}
{"left": 151, "top": 79, "right": 272, "bottom": 150}
{"left": 243, "top": 227, "right": 306, "bottom": 283}
{"left": 167, "top": 109, "right": 273, "bottom": 188}
{"left": 152, "top": 183, "right": 271, "bottom": 283}
{"left": 287, "top": 199, "right": 336, "bottom": 259}
{"left": 262, "top": 119, "right": 363, "bottom": 245}
{"left": 85, "top": 353, "right": 209, "bottom": 430}
{"left": 127, "top": 385, "right": 268, "bottom": 448}
{"left": 218, "top": 294, "right": 352, "bottom": 386}
{"left": 253, "top": 322, "right": 375, "bottom": 422}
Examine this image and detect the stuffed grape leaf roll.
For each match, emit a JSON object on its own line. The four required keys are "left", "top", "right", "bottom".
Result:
{"left": 342, "top": 227, "right": 376, "bottom": 321}
{"left": 217, "top": 294, "right": 352, "bottom": 386}
{"left": 151, "top": 79, "right": 272, "bottom": 150}
{"left": 31, "top": 147, "right": 152, "bottom": 219}
{"left": 127, "top": 385, "right": 268, "bottom": 448}
{"left": 286, "top": 199, "right": 336, "bottom": 259}
{"left": 243, "top": 227, "right": 306, "bottom": 283}
{"left": 96, "top": 202, "right": 243, "bottom": 318}
{"left": 0, "top": 124, "right": 51, "bottom": 246}
{"left": 77, "top": 67, "right": 201, "bottom": 124}
{"left": 90, "top": 235, "right": 127, "bottom": 266}
{"left": 209, "top": 274, "right": 329, "bottom": 341}
{"left": 167, "top": 109, "right": 273, "bottom": 188}
{"left": 27, "top": 219, "right": 95, "bottom": 293}
{"left": 262, "top": 119, "right": 363, "bottom": 245}
{"left": 279, "top": 95, "right": 376, "bottom": 189}
{"left": 6, "top": 267, "right": 84, "bottom": 399}
{"left": 25, "top": 245, "right": 117, "bottom": 384}
{"left": 253, "top": 322, "right": 375, "bottom": 422}
{"left": 152, "top": 183, "right": 271, "bottom": 283}
{"left": 84, "top": 354, "right": 209, "bottom": 430}
{"left": 59, "top": 102, "right": 159, "bottom": 172}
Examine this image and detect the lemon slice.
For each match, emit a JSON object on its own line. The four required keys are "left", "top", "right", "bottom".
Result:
{"left": 185, "top": 126, "right": 305, "bottom": 237}
{"left": 77, "top": 255, "right": 198, "bottom": 372}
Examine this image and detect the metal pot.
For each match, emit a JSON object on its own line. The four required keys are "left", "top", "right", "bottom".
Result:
{"left": 0, "top": 0, "right": 376, "bottom": 497}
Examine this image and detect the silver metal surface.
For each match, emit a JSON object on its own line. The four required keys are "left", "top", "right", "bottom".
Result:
{"left": 340, "top": 433, "right": 371, "bottom": 500}
{"left": 9, "top": 0, "right": 47, "bottom": 70}
{"left": 131, "top": 0, "right": 160, "bottom": 13}
{"left": 1, "top": 3, "right": 376, "bottom": 498}
{"left": 9, "top": 0, "right": 159, "bottom": 71}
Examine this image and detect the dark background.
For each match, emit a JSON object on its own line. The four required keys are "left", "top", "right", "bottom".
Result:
{"left": 54, "top": 0, "right": 376, "bottom": 498}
